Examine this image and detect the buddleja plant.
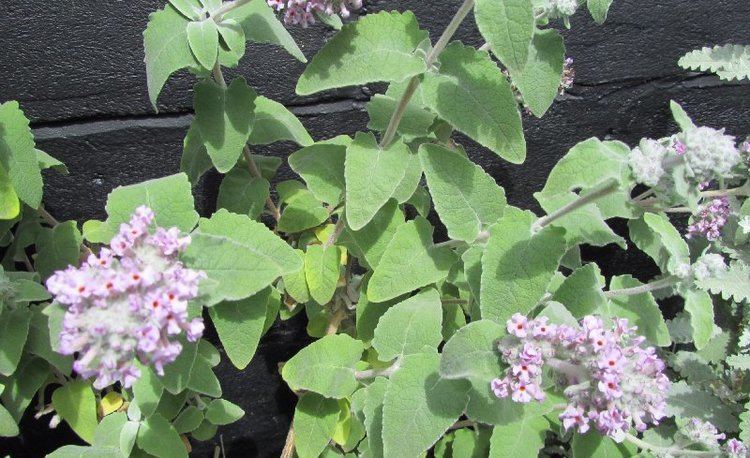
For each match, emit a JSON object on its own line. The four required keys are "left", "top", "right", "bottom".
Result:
{"left": 1, "top": 0, "right": 750, "bottom": 456}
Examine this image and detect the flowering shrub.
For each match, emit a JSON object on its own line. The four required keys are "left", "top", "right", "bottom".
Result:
{"left": 0, "top": 0, "right": 749, "bottom": 456}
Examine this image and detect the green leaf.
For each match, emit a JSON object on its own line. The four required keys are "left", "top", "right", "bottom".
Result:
{"left": 571, "top": 431, "right": 637, "bottom": 457}
{"left": 741, "top": 401, "right": 750, "bottom": 443}
{"left": 184, "top": 209, "right": 301, "bottom": 305}
{"left": 587, "top": 0, "right": 614, "bottom": 24}
{"left": 684, "top": 289, "right": 714, "bottom": 350}
{"left": 666, "top": 380, "right": 738, "bottom": 432}
{"left": 217, "top": 167, "right": 269, "bottom": 219}
{"left": 0, "top": 163, "right": 20, "bottom": 220}
{"left": 474, "top": 0, "right": 535, "bottom": 71}
{"left": 669, "top": 100, "right": 695, "bottom": 131}
{"left": 0, "top": 306, "right": 31, "bottom": 376}
{"left": 205, "top": 399, "right": 244, "bottom": 425}
{"left": 180, "top": 124, "right": 214, "bottom": 184}
{"left": 276, "top": 181, "right": 329, "bottom": 233}
{"left": 382, "top": 350, "right": 469, "bottom": 457}
{"left": 173, "top": 406, "right": 203, "bottom": 433}
{"left": 296, "top": 11, "right": 428, "bottom": 95}
{"left": 288, "top": 143, "right": 346, "bottom": 205}
{"left": 186, "top": 350, "right": 222, "bottom": 398}
{"left": 168, "top": 0, "right": 201, "bottom": 20}
{"left": 305, "top": 245, "right": 341, "bottom": 305}
{"left": 509, "top": 29, "right": 565, "bottom": 117}
{"left": 193, "top": 78, "right": 256, "bottom": 173}
{"left": 339, "top": 199, "right": 405, "bottom": 271}
{"left": 440, "top": 319, "right": 504, "bottom": 381}
{"left": 345, "top": 132, "right": 412, "bottom": 231}
{"left": 282, "top": 334, "right": 364, "bottom": 398}
{"left": 489, "top": 416, "right": 548, "bottom": 458}
{"left": 225, "top": 0, "right": 306, "bottom": 63}
{"left": 250, "top": 96, "right": 313, "bottom": 146}
{"left": 628, "top": 212, "right": 690, "bottom": 273}
{"left": 283, "top": 250, "right": 311, "bottom": 304}
{"left": 85, "top": 173, "right": 199, "bottom": 244}
{"left": 536, "top": 138, "right": 634, "bottom": 219}
{"left": 52, "top": 381, "right": 98, "bottom": 444}
{"left": 421, "top": 42, "right": 525, "bottom": 163}
{"left": 697, "top": 261, "right": 750, "bottom": 303}
{"left": 35, "top": 221, "right": 83, "bottom": 279}
{"left": 144, "top": 4, "right": 200, "bottom": 109}
{"left": 293, "top": 393, "right": 340, "bottom": 458}
{"left": 366, "top": 94, "right": 436, "bottom": 140}
{"left": 27, "top": 305, "right": 72, "bottom": 373}
{"left": 728, "top": 354, "right": 750, "bottom": 370}
{"left": 678, "top": 44, "right": 750, "bottom": 81}
{"left": 599, "top": 275, "right": 671, "bottom": 346}
{"left": 209, "top": 288, "right": 272, "bottom": 369}
{"left": 36, "top": 149, "right": 68, "bottom": 175}
{"left": 368, "top": 217, "right": 458, "bottom": 302}
{"left": 390, "top": 149, "right": 423, "bottom": 205}
{"left": 0, "top": 101, "right": 43, "bottom": 209}
{"left": 136, "top": 414, "right": 187, "bottom": 458}
{"left": 187, "top": 19, "right": 219, "bottom": 70}
{"left": 13, "top": 279, "right": 51, "bottom": 302}
{"left": 552, "top": 264, "right": 606, "bottom": 318}
{"left": 160, "top": 341, "right": 198, "bottom": 394}
{"left": 671, "top": 351, "right": 718, "bottom": 383}
{"left": 1, "top": 356, "right": 49, "bottom": 421}
{"left": 0, "top": 403, "right": 18, "bottom": 437}
{"left": 480, "top": 207, "right": 566, "bottom": 324}
{"left": 419, "top": 143, "right": 506, "bottom": 242}
{"left": 452, "top": 428, "right": 491, "bottom": 458}
{"left": 132, "top": 364, "right": 163, "bottom": 418}
{"left": 372, "top": 288, "right": 443, "bottom": 361}
{"left": 361, "top": 377, "right": 388, "bottom": 457}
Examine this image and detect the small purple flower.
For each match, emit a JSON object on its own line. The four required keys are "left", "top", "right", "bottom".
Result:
{"left": 687, "top": 197, "right": 730, "bottom": 241}
{"left": 673, "top": 139, "right": 687, "bottom": 155}
{"left": 507, "top": 313, "right": 529, "bottom": 338}
{"left": 46, "top": 206, "right": 205, "bottom": 389}
{"left": 561, "top": 405, "right": 590, "bottom": 434}
{"left": 267, "top": 0, "right": 363, "bottom": 27}
{"left": 726, "top": 438, "right": 749, "bottom": 457}
{"left": 560, "top": 57, "right": 575, "bottom": 94}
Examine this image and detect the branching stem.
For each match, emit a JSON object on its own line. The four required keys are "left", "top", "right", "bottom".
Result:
{"left": 211, "top": 0, "right": 252, "bottom": 22}
{"left": 379, "top": 0, "right": 475, "bottom": 148}
{"left": 624, "top": 434, "right": 718, "bottom": 457}
{"left": 354, "top": 359, "right": 401, "bottom": 380}
{"left": 603, "top": 276, "right": 678, "bottom": 298}
{"left": 533, "top": 180, "right": 620, "bottom": 232}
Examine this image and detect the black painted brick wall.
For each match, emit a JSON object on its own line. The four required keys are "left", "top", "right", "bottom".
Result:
{"left": 1, "top": 0, "right": 750, "bottom": 455}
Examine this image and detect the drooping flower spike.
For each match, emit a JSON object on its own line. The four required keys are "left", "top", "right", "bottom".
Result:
{"left": 492, "top": 314, "right": 670, "bottom": 442}
{"left": 46, "top": 206, "right": 205, "bottom": 389}
{"left": 267, "top": 0, "right": 363, "bottom": 27}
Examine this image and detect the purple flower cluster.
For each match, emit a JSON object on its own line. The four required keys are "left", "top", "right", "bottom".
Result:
{"left": 687, "top": 197, "right": 730, "bottom": 241}
{"left": 727, "top": 438, "right": 749, "bottom": 457}
{"left": 267, "top": 0, "right": 362, "bottom": 27}
{"left": 46, "top": 207, "right": 205, "bottom": 389}
{"left": 492, "top": 314, "right": 670, "bottom": 442}
{"left": 681, "top": 419, "right": 749, "bottom": 457}
{"left": 559, "top": 57, "right": 575, "bottom": 94}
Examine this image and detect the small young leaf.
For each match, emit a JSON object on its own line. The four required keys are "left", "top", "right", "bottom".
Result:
{"left": 480, "top": 208, "right": 567, "bottom": 324}
{"left": 421, "top": 43, "right": 525, "bottom": 163}
{"left": 52, "top": 381, "right": 98, "bottom": 444}
{"left": 345, "top": 132, "right": 412, "bottom": 231}
{"left": 187, "top": 353, "right": 222, "bottom": 397}
{"left": 696, "top": 261, "right": 750, "bottom": 303}
{"left": 678, "top": 44, "right": 750, "bottom": 81}
{"left": 293, "top": 393, "right": 340, "bottom": 458}
{"left": 193, "top": 78, "right": 256, "bottom": 173}
{"left": 587, "top": 0, "right": 614, "bottom": 24}
{"left": 209, "top": 288, "right": 272, "bottom": 369}
{"left": 282, "top": 334, "right": 364, "bottom": 398}
{"left": 168, "top": 0, "right": 201, "bottom": 20}
{"left": 372, "top": 288, "right": 443, "bottom": 361}
{"left": 173, "top": 406, "right": 203, "bottom": 434}
{"left": 420, "top": 144, "right": 506, "bottom": 242}
{"left": 368, "top": 217, "right": 458, "bottom": 302}
{"left": 187, "top": 19, "right": 219, "bottom": 70}
{"left": 670, "top": 100, "right": 696, "bottom": 131}
{"left": 305, "top": 245, "right": 341, "bottom": 305}
{"left": 276, "top": 182, "right": 329, "bottom": 233}
{"left": 628, "top": 213, "right": 690, "bottom": 273}
{"left": 474, "top": 0, "right": 535, "bottom": 71}
{"left": 296, "top": 11, "right": 428, "bottom": 95}
{"left": 205, "top": 399, "right": 245, "bottom": 425}
{"left": 183, "top": 209, "right": 301, "bottom": 305}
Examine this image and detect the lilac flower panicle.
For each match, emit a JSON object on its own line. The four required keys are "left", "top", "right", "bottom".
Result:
{"left": 687, "top": 197, "right": 730, "bottom": 241}
{"left": 267, "top": 0, "right": 363, "bottom": 27}
{"left": 492, "top": 314, "right": 670, "bottom": 442}
{"left": 46, "top": 206, "right": 205, "bottom": 389}
{"left": 559, "top": 57, "right": 575, "bottom": 94}
{"left": 683, "top": 418, "right": 725, "bottom": 448}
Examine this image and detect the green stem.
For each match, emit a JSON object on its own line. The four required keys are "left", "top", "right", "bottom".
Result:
{"left": 532, "top": 180, "right": 619, "bottom": 232}
{"left": 211, "top": 0, "right": 252, "bottom": 22}
{"left": 324, "top": 217, "right": 346, "bottom": 248}
{"left": 38, "top": 206, "right": 59, "bottom": 227}
{"left": 625, "top": 433, "right": 719, "bottom": 457}
{"left": 379, "top": 0, "right": 475, "bottom": 148}
{"left": 603, "top": 276, "right": 678, "bottom": 298}
{"left": 354, "top": 359, "right": 401, "bottom": 380}
{"left": 637, "top": 182, "right": 750, "bottom": 207}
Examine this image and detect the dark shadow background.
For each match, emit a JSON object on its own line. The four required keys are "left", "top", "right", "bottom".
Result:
{"left": 1, "top": 0, "right": 750, "bottom": 455}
